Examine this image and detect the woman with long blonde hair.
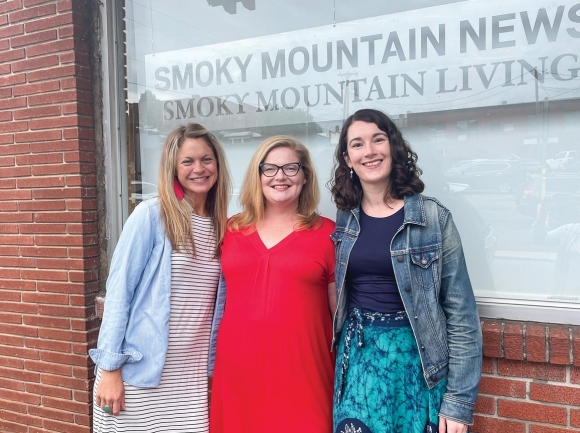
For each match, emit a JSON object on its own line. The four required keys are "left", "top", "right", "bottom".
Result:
{"left": 209, "top": 136, "right": 336, "bottom": 433}
{"left": 90, "top": 123, "right": 231, "bottom": 432}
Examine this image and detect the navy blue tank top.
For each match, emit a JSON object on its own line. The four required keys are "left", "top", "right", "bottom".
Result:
{"left": 346, "top": 207, "right": 405, "bottom": 314}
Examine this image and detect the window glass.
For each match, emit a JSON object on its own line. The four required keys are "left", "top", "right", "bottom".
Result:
{"left": 123, "top": 0, "right": 580, "bottom": 313}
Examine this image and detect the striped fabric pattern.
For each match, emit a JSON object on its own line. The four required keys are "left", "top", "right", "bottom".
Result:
{"left": 94, "top": 214, "right": 220, "bottom": 432}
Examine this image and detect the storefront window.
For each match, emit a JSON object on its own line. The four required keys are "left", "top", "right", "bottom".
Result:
{"left": 121, "top": 0, "right": 580, "bottom": 320}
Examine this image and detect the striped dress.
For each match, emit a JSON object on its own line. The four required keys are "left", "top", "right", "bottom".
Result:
{"left": 93, "top": 214, "right": 220, "bottom": 432}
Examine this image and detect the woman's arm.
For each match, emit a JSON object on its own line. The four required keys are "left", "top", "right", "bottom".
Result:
{"left": 328, "top": 282, "right": 337, "bottom": 317}
{"left": 89, "top": 202, "right": 156, "bottom": 372}
{"left": 438, "top": 210, "right": 482, "bottom": 426}
{"left": 95, "top": 369, "right": 126, "bottom": 416}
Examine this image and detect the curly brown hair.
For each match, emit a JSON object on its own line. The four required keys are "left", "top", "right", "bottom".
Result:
{"left": 329, "top": 109, "right": 424, "bottom": 210}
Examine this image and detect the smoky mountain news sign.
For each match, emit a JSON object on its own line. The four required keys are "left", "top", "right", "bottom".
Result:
{"left": 145, "top": 0, "right": 580, "bottom": 124}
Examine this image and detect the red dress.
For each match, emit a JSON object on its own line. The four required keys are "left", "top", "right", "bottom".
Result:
{"left": 210, "top": 218, "right": 336, "bottom": 433}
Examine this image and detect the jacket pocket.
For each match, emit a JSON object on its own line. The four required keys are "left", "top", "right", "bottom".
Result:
{"left": 410, "top": 247, "right": 440, "bottom": 290}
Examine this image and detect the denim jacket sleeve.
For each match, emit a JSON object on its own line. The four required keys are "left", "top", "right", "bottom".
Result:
{"left": 88, "top": 201, "right": 156, "bottom": 371}
{"left": 208, "top": 273, "right": 227, "bottom": 376}
{"left": 437, "top": 211, "right": 483, "bottom": 425}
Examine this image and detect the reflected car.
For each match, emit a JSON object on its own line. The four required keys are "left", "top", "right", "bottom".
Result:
{"left": 546, "top": 151, "right": 579, "bottom": 170}
{"left": 459, "top": 153, "right": 541, "bottom": 174}
{"left": 518, "top": 173, "right": 580, "bottom": 228}
{"left": 130, "top": 181, "right": 158, "bottom": 204}
{"left": 444, "top": 160, "right": 526, "bottom": 194}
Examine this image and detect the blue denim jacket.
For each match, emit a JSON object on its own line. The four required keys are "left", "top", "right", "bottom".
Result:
{"left": 332, "top": 194, "right": 482, "bottom": 425}
{"left": 89, "top": 198, "right": 173, "bottom": 387}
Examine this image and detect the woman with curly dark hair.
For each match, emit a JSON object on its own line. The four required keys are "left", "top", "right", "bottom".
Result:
{"left": 329, "top": 109, "right": 482, "bottom": 433}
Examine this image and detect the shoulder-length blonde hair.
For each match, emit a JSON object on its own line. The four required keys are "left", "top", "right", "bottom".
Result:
{"left": 229, "top": 135, "right": 321, "bottom": 232}
{"left": 158, "top": 123, "right": 231, "bottom": 257}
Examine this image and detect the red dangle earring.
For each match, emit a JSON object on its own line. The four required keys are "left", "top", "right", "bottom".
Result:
{"left": 173, "top": 177, "right": 185, "bottom": 200}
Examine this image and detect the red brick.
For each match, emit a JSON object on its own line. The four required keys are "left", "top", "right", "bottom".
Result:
{"left": 20, "top": 222, "right": 67, "bottom": 232}
{"left": 572, "top": 366, "right": 580, "bottom": 384}
{"left": 15, "top": 129, "right": 62, "bottom": 142}
{"left": 530, "top": 426, "right": 580, "bottom": 433}
{"left": 31, "top": 162, "right": 85, "bottom": 176}
{"left": 12, "top": 28, "right": 57, "bottom": 49}
{"left": 42, "top": 392, "right": 91, "bottom": 411}
{"left": 19, "top": 200, "right": 66, "bottom": 211}
{"left": 28, "top": 89, "right": 77, "bottom": 105}
{"left": 37, "top": 281, "right": 88, "bottom": 294}
{"left": 0, "top": 334, "right": 22, "bottom": 346}
{"left": 25, "top": 338, "right": 71, "bottom": 353}
{"left": 69, "top": 268, "right": 98, "bottom": 282}
{"left": 30, "top": 139, "right": 81, "bottom": 152}
{"left": 9, "top": 3, "right": 55, "bottom": 23}
{"left": 498, "top": 399, "right": 567, "bottom": 425}
{"left": 16, "top": 153, "right": 63, "bottom": 165}
{"left": 498, "top": 359, "right": 566, "bottom": 381}
{"left": 24, "top": 10, "right": 73, "bottom": 31}
{"left": 0, "top": 279, "right": 35, "bottom": 291}
{"left": 20, "top": 269, "right": 68, "bottom": 281}
{"left": 572, "top": 409, "right": 580, "bottom": 428}
{"left": 21, "top": 292, "right": 68, "bottom": 305}
{"left": 35, "top": 258, "right": 89, "bottom": 270}
{"left": 0, "top": 376, "right": 25, "bottom": 391}
{"left": 0, "top": 0, "right": 23, "bottom": 14}
{"left": 75, "top": 413, "right": 91, "bottom": 426}
{"left": 62, "top": 102, "right": 93, "bottom": 116}
{"left": 27, "top": 404, "right": 74, "bottom": 422}
{"left": 0, "top": 366, "right": 39, "bottom": 382}
{"left": 0, "top": 221, "right": 18, "bottom": 231}
{"left": 26, "top": 38, "right": 75, "bottom": 58}
{"left": 25, "top": 360, "right": 71, "bottom": 376}
{"left": 0, "top": 290, "right": 21, "bottom": 301}
{"left": 0, "top": 268, "right": 21, "bottom": 278}
{"left": 530, "top": 382, "right": 580, "bottom": 405}
{"left": 0, "top": 211, "right": 32, "bottom": 222}
{"left": 0, "top": 419, "right": 28, "bottom": 433}
{"left": 0, "top": 155, "right": 14, "bottom": 166}
{"left": 549, "top": 326, "right": 570, "bottom": 365}
{"left": 527, "top": 324, "right": 547, "bottom": 363}
{"left": 0, "top": 65, "right": 11, "bottom": 76}
{"left": 0, "top": 345, "right": 39, "bottom": 360}
{"left": 33, "top": 187, "right": 84, "bottom": 199}
{"left": 64, "top": 150, "right": 95, "bottom": 164}
{"left": 0, "top": 396, "right": 27, "bottom": 413}
{"left": 573, "top": 328, "right": 580, "bottom": 367}
{"left": 0, "top": 23, "right": 22, "bottom": 38}
{"left": 0, "top": 323, "right": 37, "bottom": 339}
{"left": 0, "top": 109, "right": 12, "bottom": 121}
{"left": 22, "top": 314, "right": 70, "bottom": 329}
{"left": 41, "top": 373, "right": 88, "bottom": 390}
{"left": 44, "top": 419, "right": 91, "bottom": 433}
{"left": 20, "top": 246, "right": 67, "bottom": 258}
{"left": 38, "top": 304, "right": 89, "bottom": 319}
{"left": 31, "top": 115, "right": 81, "bottom": 129}
{"left": 0, "top": 95, "right": 26, "bottom": 109}
{"left": 0, "top": 256, "right": 35, "bottom": 267}
{"left": 0, "top": 311, "right": 22, "bottom": 324}
{"left": 35, "top": 210, "right": 95, "bottom": 223}
{"left": 11, "top": 53, "right": 59, "bottom": 72}
{"left": 27, "top": 64, "right": 75, "bottom": 82}
{"left": 0, "top": 72, "right": 25, "bottom": 87}
{"left": 58, "top": 23, "right": 74, "bottom": 38}
{"left": 0, "top": 408, "right": 43, "bottom": 427}
{"left": 0, "top": 165, "right": 29, "bottom": 177}
{"left": 0, "top": 47, "right": 24, "bottom": 63}
{"left": 0, "top": 178, "right": 16, "bottom": 188}
{"left": 0, "top": 188, "right": 30, "bottom": 199}
{"left": 16, "top": 176, "right": 65, "bottom": 188}
{"left": 68, "top": 245, "right": 99, "bottom": 258}
{"left": 0, "top": 120, "right": 27, "bottom": 133}
{"left": 38, "top": 328, "right": 91, "bottom": 343}
{"left": 36, "top": 234, "right": 95, "bottom": 246}
{"left": 2, "top": 301, "right": 37, "bottom": 314}
{"left": 474, "top": 395, "right": 495, "bottom": 415}
{"left": 14, "top": 105, "right": 62, "bottom": 120}
{"left": 13, "top": 79, "right": 60, "bottom": 96}
{"left": 66, "top": 174, "right": 96, "bottom": 187}
{"left": 472, "top": 415, "right": 526, "bottom": 433}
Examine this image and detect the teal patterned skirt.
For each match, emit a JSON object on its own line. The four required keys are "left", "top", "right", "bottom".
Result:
{"left": 333, "top": 309, "right": 447, "bottom": 433}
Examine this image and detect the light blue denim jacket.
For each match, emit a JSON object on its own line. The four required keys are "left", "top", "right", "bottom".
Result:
{"left": 89, "top": 198, "right": 173, "bottom": 387}
{"left": 332, "top": 194, "right": 482, "bottom": 425}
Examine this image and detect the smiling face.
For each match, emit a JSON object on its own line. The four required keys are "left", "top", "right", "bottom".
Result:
{"left": 175, "top": 137, "right": 218, "bottom": 204}
{"left": 344, "top": 120, "right": 392, "bottom": 190}
{"left": 260, "top": 146, "right": 306, "bottom": 210}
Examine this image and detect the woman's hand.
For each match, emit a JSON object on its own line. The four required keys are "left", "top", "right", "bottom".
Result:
{"left": 95, "top": 369, "right": 126, "bottom": 416}
{"left": 439, "top": 416, "right": 468, "bottom": 433}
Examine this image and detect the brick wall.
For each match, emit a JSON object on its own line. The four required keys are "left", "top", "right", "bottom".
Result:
{"left": 472, "top": 321, "right": 580, "bottom": 433}
{"left": 0, "top": 1, "right": 100, "bottom": 432}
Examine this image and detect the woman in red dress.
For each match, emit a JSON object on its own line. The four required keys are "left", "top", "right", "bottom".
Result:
{"left": 210, "top": 136, "right": 336, "bottom": 433}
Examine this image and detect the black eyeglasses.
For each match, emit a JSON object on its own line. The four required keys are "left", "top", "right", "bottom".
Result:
{"left": 259, "top": 162, "right": 302, "bottom": 177}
